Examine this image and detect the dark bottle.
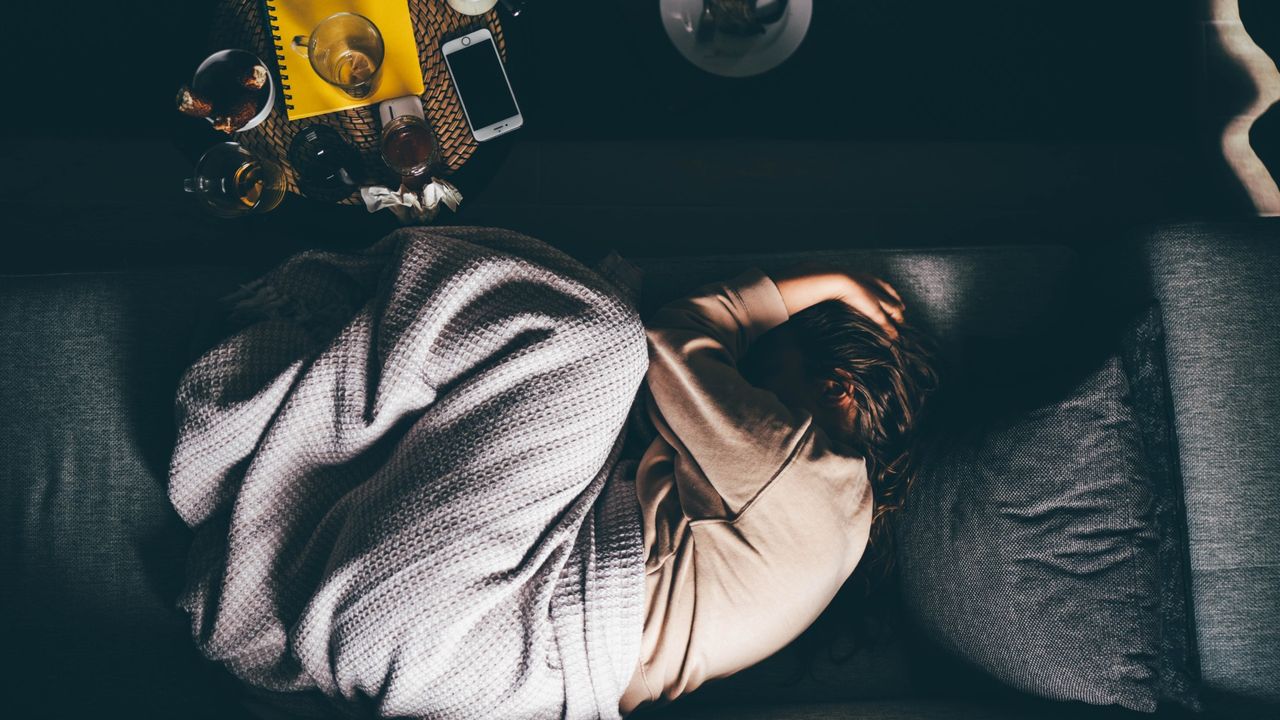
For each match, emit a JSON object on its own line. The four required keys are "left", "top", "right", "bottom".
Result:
{"left": 288, "top": 124, "right": 365, "bottom": 203}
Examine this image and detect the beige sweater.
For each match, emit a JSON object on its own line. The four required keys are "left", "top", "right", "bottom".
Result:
{"left": 619, "top": 270, "right": 874, "bottom": 715}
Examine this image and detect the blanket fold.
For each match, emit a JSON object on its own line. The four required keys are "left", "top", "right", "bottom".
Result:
{"left": 168, "top": 227, "right": 648, "bottom": 719}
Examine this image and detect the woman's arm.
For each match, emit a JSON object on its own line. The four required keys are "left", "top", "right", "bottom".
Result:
{"left": 643, "top": 266, "right": 900, "bottom": 514}
{"left": 644, "top": 270, "right": 813, "bottom": 513}
{"left": 771, "top": 265, "right": 905, "bottom": 333}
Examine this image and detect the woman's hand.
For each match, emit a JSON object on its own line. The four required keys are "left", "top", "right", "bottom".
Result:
{"left": 771, "top": 265, "right": 905, "bottom": 337}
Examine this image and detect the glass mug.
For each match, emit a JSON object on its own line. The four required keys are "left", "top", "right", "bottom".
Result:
{"left": 292, "top": 13, "right": 384, "bottom": 99}
{"left": 183, "top": 143, "right": 286, "bottom": 218}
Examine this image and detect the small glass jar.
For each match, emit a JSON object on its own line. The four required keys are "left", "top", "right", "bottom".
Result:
{"left": 379, "top": 115, "right": 436, "bottom": 179}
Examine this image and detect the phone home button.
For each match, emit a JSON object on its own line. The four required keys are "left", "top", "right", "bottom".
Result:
{"left": 461, "top": 36, "right": 471, "bottom": 46}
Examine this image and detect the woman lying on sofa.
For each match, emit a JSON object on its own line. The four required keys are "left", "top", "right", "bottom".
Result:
{"left": 166, "top": 228, "right": 937, "bottom": 720}
{"left": 620, "top": 261, "right": 936, "bottom": 713}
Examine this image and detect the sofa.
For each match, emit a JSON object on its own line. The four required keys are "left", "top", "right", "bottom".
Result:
{"left": 1, "top": 221, "right": 1276, "bottom": 719}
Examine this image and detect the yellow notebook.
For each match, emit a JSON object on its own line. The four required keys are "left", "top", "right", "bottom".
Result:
{"left": 266, "top": 0, "right": 425, "bottom": 121}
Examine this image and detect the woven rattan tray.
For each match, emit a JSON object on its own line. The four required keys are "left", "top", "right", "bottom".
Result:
{"left": 209, "top": 0, "right": 505, "bottom": 205}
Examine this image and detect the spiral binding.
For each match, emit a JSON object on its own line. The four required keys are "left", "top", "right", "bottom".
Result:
{"left": 264, "top": 1, "right": 294, "bottom": 111}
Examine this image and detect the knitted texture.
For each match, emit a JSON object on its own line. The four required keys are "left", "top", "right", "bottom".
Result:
{"left": 168, "top": 227, "right": 648, "bottom": 719}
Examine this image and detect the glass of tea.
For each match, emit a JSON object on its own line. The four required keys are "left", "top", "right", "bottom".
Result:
{"left": 380, "top": 115, "right": 436, "bottom": 179}
{"left": 292, "top": 13, "right": 384, "bottom": 99}
{"left": 183, "top": 143, "right": 286, "bottom": 218}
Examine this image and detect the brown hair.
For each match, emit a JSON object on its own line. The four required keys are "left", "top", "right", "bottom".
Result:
{"left": 788, "top": 300, "right": 938, "bottom": 548}
{"left": 782, "top": 299, "right": 939, "bottom": 669}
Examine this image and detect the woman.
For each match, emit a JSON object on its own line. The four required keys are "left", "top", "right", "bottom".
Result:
{"left": 167, "top": 229, "right": 935, "bottom": 719}
{"left": 621, "top": 265, "right": 936, "bottom": 714}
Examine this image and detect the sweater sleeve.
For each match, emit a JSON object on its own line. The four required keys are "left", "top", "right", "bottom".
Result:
{"left": 644, "top": 269, "right": 816, "bottom": 514}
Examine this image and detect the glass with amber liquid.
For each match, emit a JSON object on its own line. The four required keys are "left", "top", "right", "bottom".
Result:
{"left": 292, "top": 13, "right": 384, "bottom": 99}
{"left": 380, "top": 115, "right": 436, "bottom": 180}
{"left": 184, "top": 143, "right": 286, "bottom": 218}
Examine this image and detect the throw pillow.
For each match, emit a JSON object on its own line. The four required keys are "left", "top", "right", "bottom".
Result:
{"left": 895, "top": 305, "right": 1199, "bottom": 712}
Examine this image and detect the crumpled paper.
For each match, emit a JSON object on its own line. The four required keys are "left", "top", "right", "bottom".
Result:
{"left": 360, "top": 178, "right": 463, "bottom": 224}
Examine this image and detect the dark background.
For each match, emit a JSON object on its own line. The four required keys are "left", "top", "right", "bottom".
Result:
{"left": 1, "top": 0, "right": 1275, "bottom": 273}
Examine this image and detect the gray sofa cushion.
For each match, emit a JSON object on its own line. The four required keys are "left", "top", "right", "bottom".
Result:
{"left": 0, "top": 270, "right": 253, "bottom": 719}
{"left": 1142, "top": 220, "right": 1280, "bottom": 707}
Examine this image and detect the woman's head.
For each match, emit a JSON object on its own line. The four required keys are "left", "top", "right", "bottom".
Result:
{"left": 744, "top": 298, "right": 938, "bottom": 668}
{"left": 743, "top": 300, "right": 938, "bottom": 538}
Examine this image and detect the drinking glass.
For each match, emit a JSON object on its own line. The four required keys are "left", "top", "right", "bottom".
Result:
{"left": 380, "top": 115, "right": 436, "bottom": 179}
{"left": 292, "top": 13, "right": 384, "bottom": 99}
{"left": 183, "top": 143, "right": 286, "bottom": 218}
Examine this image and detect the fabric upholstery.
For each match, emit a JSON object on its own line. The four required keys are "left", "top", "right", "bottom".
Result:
{"left": 895, "top": 349, "right": 1186, "bottom": 712}
{"left": 0, "top": 269, "right": 253, "bottom": 718}
{"left": 1142, "top": 220, "right": 1280, "bottom": 706}
{"left": 635, "top": 246, "right": 1078, "bottom": 364}
{"left": 1117, "top": 305, "right": 1199, "bottom": 706}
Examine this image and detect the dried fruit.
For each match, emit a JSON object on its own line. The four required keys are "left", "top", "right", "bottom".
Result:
{"left": 176, "top": 85, "right": 214, "bottom": 118}
{"left": 211, "top": 97, "right": 261, "bottom": 134}
{"left": 241, "top": 64, "right": 268, "bottom": 91}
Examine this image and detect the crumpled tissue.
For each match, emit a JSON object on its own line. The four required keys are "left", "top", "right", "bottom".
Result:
{"left": 360, "top": 179, "right": 463, "bottom": 224}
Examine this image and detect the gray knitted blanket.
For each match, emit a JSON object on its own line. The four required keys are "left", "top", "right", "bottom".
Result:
{"left": 168, "top": 227, "right": 648, "bottom": 719}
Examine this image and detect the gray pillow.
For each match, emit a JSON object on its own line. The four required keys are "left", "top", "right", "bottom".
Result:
{"left": 896, "top": 307, "right": 1199, "bottom": 712}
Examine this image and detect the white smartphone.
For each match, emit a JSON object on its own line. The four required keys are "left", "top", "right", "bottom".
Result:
{"left": 441, "top": 28, "right": 523, "bottom": 142}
